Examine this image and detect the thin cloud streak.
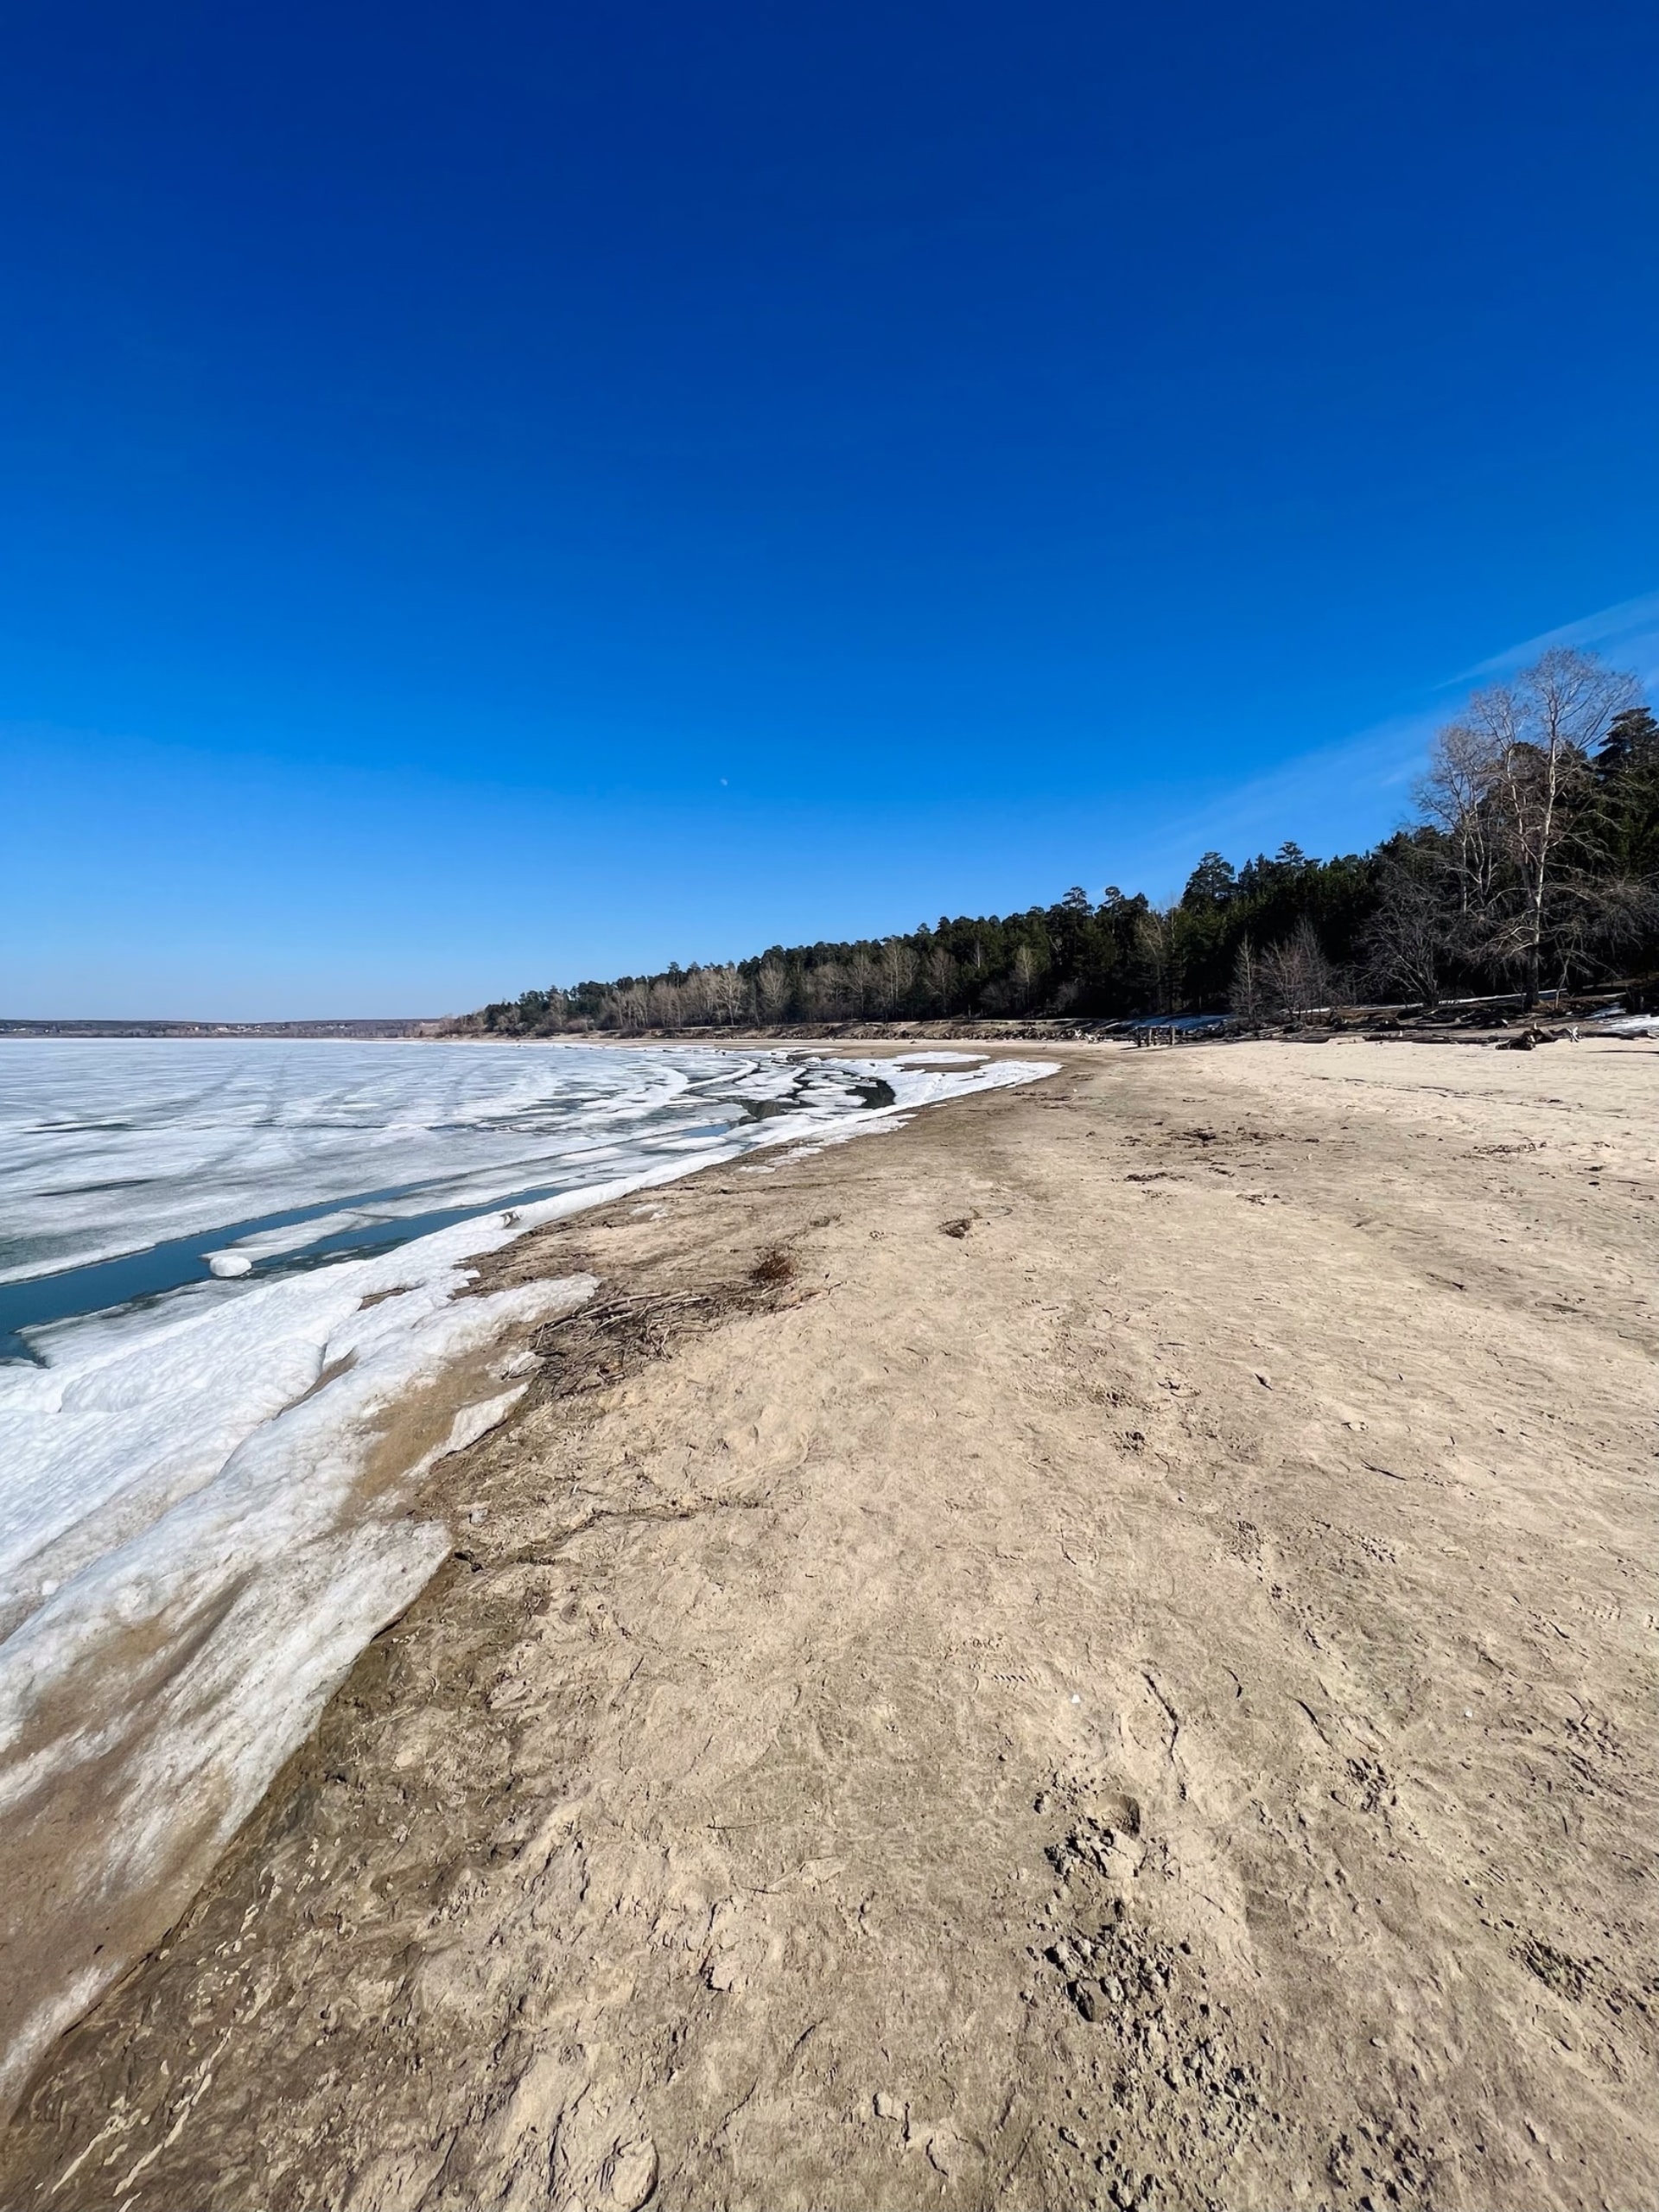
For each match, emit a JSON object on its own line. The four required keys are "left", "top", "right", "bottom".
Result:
{"left": 1122, "top": 710, "right": 1434, "bottom": 893}
{"left": 1461, "top": 587, "right": 1659, "bottom": 686}
{"left": 1128, "top": 590, "right": 1659, "bottom": 887}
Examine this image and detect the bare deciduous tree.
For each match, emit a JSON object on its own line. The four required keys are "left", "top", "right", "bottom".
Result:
{"left": 805, "top": 961, "right": 846, "bottom": 1019}
{"left": 702, "top": 963, "right": 747, "bottom": 1025}
{"left": 1009, "top": 942, "right": 1043, "bottom": 1009}
{"left": 1417, "top": 720, "right": 1501, "bottom": 921}
{"left": 878, "top": 938, "right": 917, "bottom": 1015}
{"left": 754, "top": 960, "right": 791, "bottom": 1023}
{"left": 1259, "top": 917, "right": 1332, "bottom": 1016}
{"left": 1363, "top": 848, "right": 1447, "bottom": 1009}
{"left": 1428, "top": 648, "right": 1637, "bottom": 1005}
{"left": 678, "top": 968, "right": 710, "bottom": 1024}
{"left": 1229, "top": 935, "right": 1262, "bottom": 1020}
{"left": 924, "top": 944, "right": 957, "bottom": 1012}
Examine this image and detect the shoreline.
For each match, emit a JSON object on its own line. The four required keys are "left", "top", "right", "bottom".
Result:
{"left": 8, "top": 970, "right": 1652, "bottom": 1055}
{"left": 3, "top": 1038, "right": 1656, "bottom": 2209}
{"left": 0, "top": 1044, "right": 1055, "bottom": 2128}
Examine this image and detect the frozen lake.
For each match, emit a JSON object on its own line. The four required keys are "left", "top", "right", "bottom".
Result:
{"left": 0, "top": 1038, "right": 904, "bottom": 1338}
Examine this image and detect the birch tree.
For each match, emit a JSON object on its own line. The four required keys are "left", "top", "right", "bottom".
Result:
{"left": 879, "top": 938, "right": 917, "bottom": 1014}
{"left": 1010, "top": 942, "right": 1040, "bottom": 1009}
{"left": 1259, "top": 918, "right": 1331, "bottom": 1015}
{"left": 1230, "top": 936, "right": 1261, "bottom": 1020}
{"left": 754, "top": 959, "right": 791, "bottom": 1022}
{"left": 924, "top": 943, "right": 957, "bottom": 1012}
{"left": 1436, "top": 649, "right": 1637, "bottom": 1005}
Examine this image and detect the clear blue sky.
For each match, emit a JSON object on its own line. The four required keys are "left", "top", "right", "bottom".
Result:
{"left": 4, "top": 0, "right": 1656, "bottom": 1016}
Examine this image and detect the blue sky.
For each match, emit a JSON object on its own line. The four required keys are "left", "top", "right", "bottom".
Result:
{"left": 3, "top": 1, "right": 1656, "bottom": 1017}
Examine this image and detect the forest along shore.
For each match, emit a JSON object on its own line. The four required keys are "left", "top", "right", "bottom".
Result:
{"left": 3, "top": 1038, "right": 1655, "bottom": 2212}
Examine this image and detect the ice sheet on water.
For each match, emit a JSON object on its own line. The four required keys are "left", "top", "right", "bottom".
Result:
{"left": 0, "top": 1038, "right": 1048, "bottom": 1287}
{"left": 1, "top": 1039, "right": 702, "bottom": 1284}
{"left": 0, "top": 1042, "right": 1052, "bottom": 1612}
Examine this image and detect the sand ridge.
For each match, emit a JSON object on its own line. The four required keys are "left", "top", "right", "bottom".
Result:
{"left": 2, "top": 1039, "right": 1655, "bottom": 2210}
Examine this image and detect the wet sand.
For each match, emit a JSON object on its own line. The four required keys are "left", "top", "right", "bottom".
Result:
{"left": 3, "top": 1037, "right": 1655, "bottom": 2210}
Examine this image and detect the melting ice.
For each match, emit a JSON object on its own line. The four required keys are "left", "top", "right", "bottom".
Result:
{"left": 0, "top": 1036, "right": 1054, "bottom": 2107}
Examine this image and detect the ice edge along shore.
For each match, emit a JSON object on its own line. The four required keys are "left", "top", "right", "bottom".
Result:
{"left": 0, "top": 1042, "right": 1056, "bottom": 2113}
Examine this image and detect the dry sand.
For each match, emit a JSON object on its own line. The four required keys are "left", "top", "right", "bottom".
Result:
{"left": 2, "top": 1037, "right": 1655, "bottom": 2211}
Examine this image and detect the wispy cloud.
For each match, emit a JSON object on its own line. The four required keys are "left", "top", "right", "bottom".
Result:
{"left": 1127, "top": 586, "right": 1659, "bottom": 885}
{"left": 1461, "top": 587, "right": 1659, "bottom": 686}
{"left": 1125, "top": 710, "right": 1435, "bottom": 891}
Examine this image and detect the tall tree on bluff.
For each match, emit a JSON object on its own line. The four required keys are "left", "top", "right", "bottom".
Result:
{"left": 1422, "top": 649, "right": 1637, "bottom": 1006}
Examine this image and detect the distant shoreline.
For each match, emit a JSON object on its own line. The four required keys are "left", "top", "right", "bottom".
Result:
{"left": 425, "top": 979, "right": 1659, "bottom": 1054}
{"left": 0, "top": 1018, "right": 445, "bottom": 1039}
{"left": 2, "top": 976, "right": 1643, "bottom": 1048}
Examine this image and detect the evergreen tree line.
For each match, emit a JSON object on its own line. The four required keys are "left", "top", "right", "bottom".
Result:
{"left": 467, "top": 650, "right": 1659, "bottom": 1035}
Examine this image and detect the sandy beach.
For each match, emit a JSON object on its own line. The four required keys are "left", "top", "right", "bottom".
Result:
{"left": 3, "top": 1035, "right": 1655, "bottom": 2211}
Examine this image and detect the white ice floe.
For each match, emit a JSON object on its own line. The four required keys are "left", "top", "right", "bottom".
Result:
{"left": 0, "top": 1198, "right": 599, "bottom": 2108}
{"left": 0, "top": 1038, "right": 1036, "bottom": 1284}
{"left": 0, "top": 1037, "right": 1055, "bottom": 2107}
{"left": 207, "top": 1206, "right": 382, "bottom": 1268}
{"left": 0, "top": 1039, "right": 702, "bottom": 1284}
